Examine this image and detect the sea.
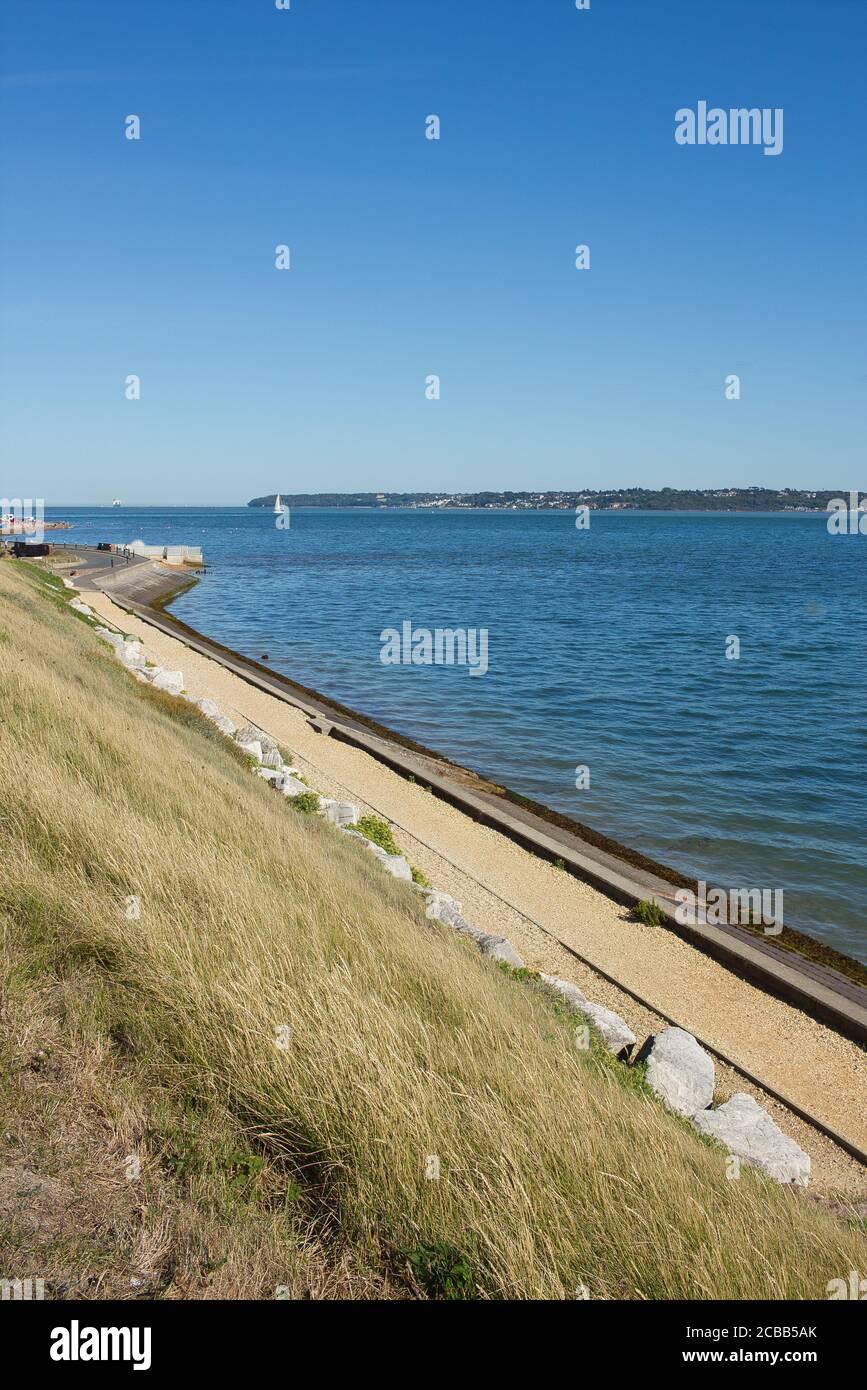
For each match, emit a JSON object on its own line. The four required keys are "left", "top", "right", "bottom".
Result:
{"left": 44, "top": 506, "right": 867, "bottom": 964}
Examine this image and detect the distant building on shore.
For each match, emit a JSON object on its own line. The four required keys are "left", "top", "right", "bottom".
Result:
{"left": 125, "top": 538, "right": 204, "bottom": 566}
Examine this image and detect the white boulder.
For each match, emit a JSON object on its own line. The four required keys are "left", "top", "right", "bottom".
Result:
{"left": 236, "top": 724, "right": 278, "bottom": 757}
{"left": 151, "top": 669, "right": 184, "bottom": 695}
{"left": 692, "top": 1093, "right": 810, "bottom": 1185}
{"left": 352, "top": 835, "right": 412, "bottom": 881}
{"left": 70, "top": 597, "right": 93, "bottom": 616}
{"left": 635, "top": 1027, "right": 715, "bottom": 1117}
{"left": 213, "top": 715, "right": 236, "bottom": 736}
{"left": 261, "top": 747, "right": 283, "bottom": 770}
{"left": 477, "top": 934, "right": 524, "bottom": 968}
{"left": 236, "top": 739, "right": 264, "bottom": 763}
{"left": 117, "top": 641, "right": 145, "bottom": 669}
{"left": 276, "top": 773, "right": 309, "bottom": 799}
{"left": 321, "top": 800, "right": 359, "bottom": 828}
{"left": 541, "top": 974, "right": 587, "bottom": 1010}
{"left": 420, "top": 890, "right": 487, "bottom": 941}
{"left": 540, "top": 974, "right": 636, "bottom": 1056}
{"left": 377, "top": 849, "right": 413, "bottom": 882}
{"left": 423, "top": 889, "right": 463, "bottom": 919}
{"left": 578, "top": 1001, "right": 636, "bottom": 1056}
{"left": 196, "top": 698, "right": 220, "bottom": 717}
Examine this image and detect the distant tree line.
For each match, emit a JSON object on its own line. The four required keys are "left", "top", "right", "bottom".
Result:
{"left": 249, "top": 488, "right": 843, "bottom": 512}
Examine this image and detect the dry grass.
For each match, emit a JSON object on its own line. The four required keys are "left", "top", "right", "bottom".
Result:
{"left": 1, "top": 558, "right": 865, "bottom": 1300}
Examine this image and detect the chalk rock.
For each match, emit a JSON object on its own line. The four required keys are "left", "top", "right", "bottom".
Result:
{"left": 422, "top": 892, "right": 484, "bottom": 940}
{"left": 117, "top": 641, "right": 145, "bottom": 669}
{"left": 236, "top": 739, "right": 264, "bottom": 763}
{"left": 692, "top": 1093, "right": 810, "bottom": 1185}
{"left": 635, "top": 1027, "right": 715, "bottom": 1116}
{"left": 375, "top": 848, "right": 413, "bottom": 881}
{"left": 347, "top": 833, "right": 412, "bottom": 881}
{"left": 236, "top": 724, "right": 278, "bottom": 757}
{"left": 540, "top": 975, "right": 636, "bottom": 1056}
{"left": 477, "top": 934, "right": 524, "bottom": 968}
{"left": 261, "top": 747, "right": 283, "bottom": 770}
{"left": 541, "top": 974, "right": 588, "bottom": 1011}
{"left": 448, "top": 915, "right": 485, "bottom": 942}
{"left": 96, "top": 628, "right": 123, "bottom": 649}
{"left": 255, "top": 768, "right": 281, "bottom": 783}
{"left": 321, "top": 800, "right": 359, "bottom": 828}
{"left": 196, "top": 698, "right": 220, "bottom": 718}
{"left": 579, "top": 1001, "right": 637, "bottom": 1056}
{"left": 69, "top": 597, "right": 93, "bottom": 616}
{"left": 213, "top": 715, "right": 236, "bottom": 736}
{"left": 151, "top": 669, "right": 184, "bottom": 695}
{"left": 276, "top": 773, "right": 308, "bottom": 798}
{"left": 423, "top": 889, "right": 464, "bottom": 920}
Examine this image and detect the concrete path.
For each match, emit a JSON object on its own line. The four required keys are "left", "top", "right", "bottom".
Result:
{"left": 51, "top": 544, "right": 198, "bottom": 607}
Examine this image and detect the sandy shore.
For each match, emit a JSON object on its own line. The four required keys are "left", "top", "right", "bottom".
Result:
{"left": 88, "top": 590, "right": 867, "bottom": 1197}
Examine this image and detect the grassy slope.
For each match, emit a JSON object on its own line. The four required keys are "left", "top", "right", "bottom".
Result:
{"left": 1, "top": 558, "right": 864, "bottom": 1300}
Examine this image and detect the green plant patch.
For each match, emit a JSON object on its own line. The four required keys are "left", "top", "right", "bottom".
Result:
{"left": 633, "top": 899, "right": 665, "bottom": 927}
{"left": 353, "top": 815, "right": 401, "bottom": 857}
{"left": 405, "top": 1241, "right": 476, "bottom": 1300}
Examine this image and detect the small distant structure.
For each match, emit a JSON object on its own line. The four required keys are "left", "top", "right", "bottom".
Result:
{"left": 112, "top": 498, "right": 122, "bottom": 507}
{"left": 126, "top": 539, "right": 204, "bottom": 566}
{"left": 11, "top": 541, "right": 51, "bottom": 558}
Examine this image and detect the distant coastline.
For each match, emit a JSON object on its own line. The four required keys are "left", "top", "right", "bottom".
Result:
{"left": 247, "top": 487, "right": 841, "bottom": 513}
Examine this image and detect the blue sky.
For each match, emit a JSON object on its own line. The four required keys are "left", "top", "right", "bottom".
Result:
{"left": 1, "top": 0, "right": 865, "bottom": 504}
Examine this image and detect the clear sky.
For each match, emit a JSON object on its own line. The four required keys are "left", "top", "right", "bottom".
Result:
{"left": 1, "top": 0, "right": 865, "bottom": 504}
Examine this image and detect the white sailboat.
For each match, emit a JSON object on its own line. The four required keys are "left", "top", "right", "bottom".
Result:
{"left": 273, "top": 493, "right": 283, "bottom": 514}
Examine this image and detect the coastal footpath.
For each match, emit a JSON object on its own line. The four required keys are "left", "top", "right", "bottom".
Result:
{"left": 80, "top": 582, "right": 867, "bottom": 1194}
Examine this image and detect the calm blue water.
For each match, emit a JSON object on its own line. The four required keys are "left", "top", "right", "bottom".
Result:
{"left": 49, "top": 506, "right": 867, "bottom": 964}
